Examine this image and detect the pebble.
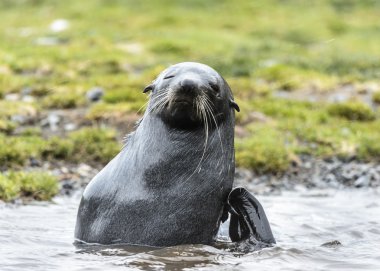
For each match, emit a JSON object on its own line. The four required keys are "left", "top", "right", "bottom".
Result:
{"left": 86, "top": 87, "right": 104, "bottom": 102}
{"left": 40, "top": 113, "right": 61, "bottom": 131}
{"left": 321, "top": 240, "right": 342, "bottom": 248}
{"left": 22, "top": 95, "right": 35, "bottom": 103}
{"left": 235, "top": 155, "right": 380, "bottom": 194}
{"left": 64, "top": 123, "right": 77, "bottom": 131}
{"left": 50, "top": 19, "right": 69, "bottom": 32}
{"left": 29, "top": 158, "right": 41, "bottom": 167}
{"left": 11, "top": 115, "right": 27, "bottom": 124}
{"left": 21, "top": 87, "right": 33, "bottom": 96}
{"left": 354, "top": 175, "right": 369, "bottom": 188}
{"left": 5, "top": 93, "right": 20, "bottom": 101}
{"left": 35, "top": 37, "right": 63, "bottom": 46}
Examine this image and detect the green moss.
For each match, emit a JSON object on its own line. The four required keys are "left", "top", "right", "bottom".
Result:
{"left": 29, "top": 86, "right": 52, "bottom": 97}
{"left": 33, "top": 128, "right": 121, "bottom": 165}
{"left": 42, "top": 137, "right": 74, "bottom": 160}
{"left": 0, "top": 120, "right": 16, "bottom": 134}
{"left": 227, "top": 77, "right": 271, "bottom": 98}
{"left": 372, "top": 92, "right": 380, "bottom": 104}
{"left": 103, "top": 87, "right": 146, "bottom": 105}
{"left": 254, "top": 65, "right": 304, "bottom": 91}
{"left": 0, "top": 171, "right": 58, "bottom": 201}
{"left": 86, "top": 102, "right": 143, "bottom": 121}
{"left": 150, "top": 40, "right": 191, "bottom": 55}
{"left": 0, "top": 101, "right": 38, "bottom": 119}
{"left": 0, "top": 174, "right": 20, "bottom": 201}
{"left": 0, "top": 135, "right": 31, "bottom": 168}
{"left": 327, "top": 102, "right": 376, "bottom": 121}
{"left": 357, "top": 135, "right": 380, "bottom": 162}
{"left": 245, "top": 98, "right": 375, "bottom": 161}
{"left": 68, "top": 127, "right": 120, "bottom": 164}
{"left": 42, "top": 91, "right": 85, "bottom": 109}
{"left": 235, "top": 127, "right": 290, "bottom": 174}
{"left": 0, "top": 128, "right": 120, "bottom": 168}
{"left": 19, "top": 127, "right": 42, "bottom": 136}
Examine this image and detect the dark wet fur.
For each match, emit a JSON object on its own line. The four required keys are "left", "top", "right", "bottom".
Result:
{"left": 75, "top": 62, "right": 237, "bottom": 246}
{"left": 228, "top": 188, "right": 276, "bottom": 245}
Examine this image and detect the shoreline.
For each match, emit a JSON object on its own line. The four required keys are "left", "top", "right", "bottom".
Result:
{"left": 57, "top": 155, "right": 380, "bottom": 196}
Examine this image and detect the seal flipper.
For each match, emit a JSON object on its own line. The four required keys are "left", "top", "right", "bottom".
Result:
{"left": 227, "top": 187, "right": 275, "bottom": 244}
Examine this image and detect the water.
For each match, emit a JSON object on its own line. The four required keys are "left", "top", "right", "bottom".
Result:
{"left": 1, "top": 189, "right": 380, "bottom": 271}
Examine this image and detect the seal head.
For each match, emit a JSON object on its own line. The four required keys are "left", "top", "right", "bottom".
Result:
{"left": 144, "top": 62, "right": 239, "bottom": 129}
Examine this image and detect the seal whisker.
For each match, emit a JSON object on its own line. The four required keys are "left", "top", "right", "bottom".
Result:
{"left": 201, "top": 96, "right": 225, "bottom": 170}
{"left": 149, "top": 91, "right": 169, "bottom": 114}
{"left": 183, "top": 96, "right": 210, "bottom": 182}
{"left": 140, "top": 91, "right": 166, "bottom": 114}
{"left": 136, "top": 100, "right": 150, "bottom": 114}
{"left": 203, "top": 96, "right": 225, "bottom": 154}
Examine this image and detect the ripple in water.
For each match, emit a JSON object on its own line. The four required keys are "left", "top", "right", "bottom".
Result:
{"left": 1, "top": 189, "right": 379, "bottom": 271}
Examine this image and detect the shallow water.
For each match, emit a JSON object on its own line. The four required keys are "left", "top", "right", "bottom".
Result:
{"left": 1, "top": 189, "right": 380, "bottom": 271}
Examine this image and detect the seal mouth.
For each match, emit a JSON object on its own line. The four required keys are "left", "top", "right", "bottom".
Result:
{"left": 169, "top": 97, "right": 194, "bottom": 107}
{"left": 173, "top": 99, "right": 192, "bottom": 105}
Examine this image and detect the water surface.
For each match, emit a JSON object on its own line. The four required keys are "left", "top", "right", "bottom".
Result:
{"left": 1, "top": 189, "right": 379, "bottom": 271}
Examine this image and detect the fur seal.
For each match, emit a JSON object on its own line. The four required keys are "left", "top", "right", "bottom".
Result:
{"left": 75, "top": 62, "right": 275, "bottom": 247}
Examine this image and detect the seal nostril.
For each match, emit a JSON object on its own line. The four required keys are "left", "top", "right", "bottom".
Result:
{"left": 180, "top": 79, "right": 196, "bottom": 92}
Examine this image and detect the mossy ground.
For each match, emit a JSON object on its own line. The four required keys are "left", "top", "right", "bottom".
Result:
{"left": 0, "top": 0, "right": 380, "bottom": 200}
{"left": 0, "top": 171, "right": 58, "bottom": 202}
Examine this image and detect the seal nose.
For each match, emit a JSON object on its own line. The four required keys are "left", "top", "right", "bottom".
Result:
{"left": 180, "top": 79, "right": 197, "bottom": 93}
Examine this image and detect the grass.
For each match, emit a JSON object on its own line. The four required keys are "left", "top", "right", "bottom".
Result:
{"left": 234, "top": 97, "right": 380, "bottom": 171}
{"left": 235, "top": 126, "right": 290, "bottom": 174}
{"left": 327, "top": 102, "right": 376, "bottom": 121}
{"left": 0, "top": 119, "right": 16, "bottom": 134}
{"left": 42, "top": 90, "right": 85, "bottom": 109}
{"left": 373, "top": 92, "right": 380, "bottom": 104}
{"left": 0, "top": 127, "right": 121, "bottom": 169}
{"left": 0, "top": 0, "right": 380, "bottom": 179}
{"left": 0, "top": 171, "right": 58, "bottom": 202}
{"left": 86, "top": 102, "right": 144, "bottom": 122}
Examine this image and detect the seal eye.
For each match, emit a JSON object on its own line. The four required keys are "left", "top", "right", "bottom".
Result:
{"left": 210, "top": 83, "right": 220, "bottom": 93}
{"left": 163, "top": 74, "right": 175, "bottom": 80}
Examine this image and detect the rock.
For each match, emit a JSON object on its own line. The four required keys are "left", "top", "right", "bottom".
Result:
{"left": 64, "top": 123, "right": 76, "bottom": 131}
{"left": 354, "top": 175, "right": 370, "bottom": 188}
{"left": 35, "top": 37, "right": 60, "bottom": 46}
{"left": 86, "top": 87, "right": 104, "bottom": 102}
{"left": 321, "top": 240, "right": 342, "bottom": 248}
{"left": 21, "top": 87, "right": 33, "bottom": 96}
{"left": 29, "top": 157, "right": 41, "bottom": 167}
{"left": 77, "top": 163, "right": 93, "bottom": 177}
{"left": 50, "top": 19, "right": 69, "bottom": 32}
{"left": 60, "top": 167, "right": 69, "bottom": 174}
{"left": 5, "top": 93, "right": 20, "bottom": 101}
{"left": 324, "top": 173, "right": 337, "bottom": 184}
{"left": 60, "top": 179, "right": 79, "bottom": 196}
{"left": 22, "top": 95, "right": 35, "bottom": 103}
{"left": 11, "top": 115, "right": 27, "bottom": 124}
{"left": 341, "top": 166, "right": 359, "bottom": 181}
{"left": 40, "top": 113, "right": 61, "bottom": 131}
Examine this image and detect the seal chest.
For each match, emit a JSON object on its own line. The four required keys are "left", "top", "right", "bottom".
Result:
{"left": 75, "top": 62, "right": 240, "bottom": 246}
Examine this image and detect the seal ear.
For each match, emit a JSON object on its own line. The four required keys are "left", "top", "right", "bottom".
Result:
{"left": 143, "top": 84, "right": 154, "bottom": 93}
{"left": 230, "top": 99, "right": 240, "bottom": 112}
